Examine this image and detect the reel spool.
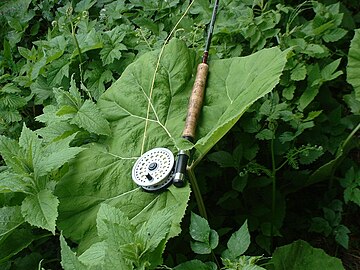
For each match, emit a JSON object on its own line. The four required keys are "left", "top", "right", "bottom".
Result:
{"left": 132, "top": 148, "right": 175, "bottom": 191}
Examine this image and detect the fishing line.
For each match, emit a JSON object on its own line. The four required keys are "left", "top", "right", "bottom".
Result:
{"left": 140, "top": 0, "right": 195, "bottom": 156}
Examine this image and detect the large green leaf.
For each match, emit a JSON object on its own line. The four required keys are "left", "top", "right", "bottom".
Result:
{"left": 269, "top": 240, "right": 345, "bottom": 270}
{"left": 56, "top": 39, "right": 288, "bottom": 257}
{"left": 347, "top": 29, "right": 360, "bottom": 101}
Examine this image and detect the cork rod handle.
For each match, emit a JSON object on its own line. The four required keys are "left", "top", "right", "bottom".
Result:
{"left": 182, "top": 62, "right": 209, "bottom": 139}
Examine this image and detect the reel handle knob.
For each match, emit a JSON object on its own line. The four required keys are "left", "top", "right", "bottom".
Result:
{"left": 173, "top": 150, "right": 190, "bottom": 187}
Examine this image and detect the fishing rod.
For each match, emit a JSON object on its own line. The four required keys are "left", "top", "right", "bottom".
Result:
{"left": 173, "top": 0, "right": 220, "bottom": 187}
{"left": 131, "top": 0, "right": 220, "bottom": 191}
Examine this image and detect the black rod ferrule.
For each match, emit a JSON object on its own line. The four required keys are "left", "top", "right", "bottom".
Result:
{"left": 173, "top": 150, "right": 190, "bottom": 188}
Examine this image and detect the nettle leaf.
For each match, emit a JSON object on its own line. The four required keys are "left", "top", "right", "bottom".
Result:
{"left": 0, "top": 171, "right": 32, "bottom": 194}
{"left": 56, "top": 39, "right": 287, "bottom": 259}
{"left": 60, "top": 235, "right": 88, "bottom": 270}
{"left": 21, "top": 189, "right": 59, "bottom": 234}
{"left": 67, "top": 203, "right": 174, "bottom": 268}
{"left": 70, "top": 100, "right": 111, "bottom": 136}
{"left": 347, "top": 29, "right": 360, "bottom": 101}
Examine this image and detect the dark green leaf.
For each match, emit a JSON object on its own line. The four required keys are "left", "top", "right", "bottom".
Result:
{"left": 190, "top": 212, "right": 210, "bottom": 243}
{"left": 226, "top": 220, "right": 250, "bottom": 258}
{"left": 174, "top": 260, "right": 214, "bottom": 270}
{"left": 270, "top": 240, "right": 345, "bottom": 270}
{"left": 190, "top": 241, "right": 212, "bottom": 255}
{"left": 0, "top": 206, "right": 23, "bottom": 237}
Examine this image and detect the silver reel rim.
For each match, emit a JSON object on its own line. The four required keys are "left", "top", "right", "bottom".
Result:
{"left": 132, "top": 148, "right": 175, "bottom": 191}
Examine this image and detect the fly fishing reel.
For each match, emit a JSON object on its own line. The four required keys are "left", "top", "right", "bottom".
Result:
{"left": 132, "top": 148, "right": 175, "bottom": 191}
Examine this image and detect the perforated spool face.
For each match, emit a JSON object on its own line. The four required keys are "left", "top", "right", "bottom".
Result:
{"left": 132, "top": 148, "right": 174, "bottom": 190}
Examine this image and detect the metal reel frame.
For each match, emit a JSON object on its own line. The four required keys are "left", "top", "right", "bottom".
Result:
{"left": 131, "top": 148, "right": 175, "bottom": 191}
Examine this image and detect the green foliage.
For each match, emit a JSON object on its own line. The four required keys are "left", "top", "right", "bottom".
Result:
{"left": 61, "top": 203, "right": 174, "bottom": 269}
{"left": 347, "top": 29, "right": 360, "bottom": 101}
{"left": 0, "top": 0, "right": 359, "bottom": 269}
{"left": 309, "top": 200, "right": 350, "bottom": 249}
{"left": 190, "top": 212, "right": 219, "bottom": 254}
{"left": 269, "top": 240, "right": 345, "bottom": 270}
{"left": 340, "top": 166, "right": 360, "bottom": 207}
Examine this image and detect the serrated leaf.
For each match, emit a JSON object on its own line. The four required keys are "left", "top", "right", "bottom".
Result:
{"left": 226, "top": 220, "right": 250, "bottom": 258}
{"left": 78, "top": 241, "right": 106, "bottom": 267}
{"left": 256, "top": 129, "right": 274, "bottom": 140}
{"left": 190, "top": 212, "right": 211, "bottom": 243}
{"left": 19, "top": 125, "right": 42, "bottom": 169}
{"left": 60, "top": 234, "right": 88, "bottom": 270}
{"left": 0, "top": 171, "right": 32, "bottom": 194}
{"left": 30, "top": 76, "right": 53, "bottom": 104}
{"left": 1, "top": 83, "right": 21, "bottom": 94}
{"left": 21, "top": 189, "right": 59, "bottom": 234}
{"left": 344, "top": 187, "right": 360, "bottom": 206}
{"left": 299, "top": 147, "right": 323, "bottom": 165}
{"left": 36, "top": 136, "right": 83, "bottom": 177}
{"left": 84, "top": 68, "right": 114, "bottom": 101}
{"left": 96, "top": 203, "right": 134, "bottom": 242}
{"left": 56, "top": 39, "right": 287, "bottom": 258}
{"left": 0, "top": 135, "right": 24, "bottom": 174}
{"left": 95, "top": 204, "right": 137, "bottom": 269}
{"left": 136, "top": 208, "right": 173, "bottom": 252}
{"left": 0, "top": 206, "right": 24, "bottom": 237}
{"left": 47, "top": 58, "right": 70, "bottom": 86}
{"left": 347, "top": 29, "right": 360, "bottom": 101}
{"left": 334, "top": 225, "right": 350, "bottom": 249}
{"left": 100, "top": 44, "right": 126, "bottom": 65}
{"left": 100, "top": 27, "right": 127, "bottom": 66}
{"left": 71, "top": 100, "right": 111, "bottom": 136}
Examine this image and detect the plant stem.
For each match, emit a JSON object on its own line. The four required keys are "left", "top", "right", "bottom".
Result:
{"left": 270, "top": 136, "right": 277, "bottom": 252}
{"left": 187, "top": 167, "right": 208, "bottom": 220}
{"left": 70, "top": 20, "right": 86, "bottom": 87}
{"left": 187, "top": 168, "right": 221, "bottom": 269}
{"left": 342, "top": 122, "right": 360, "bottom": 149}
